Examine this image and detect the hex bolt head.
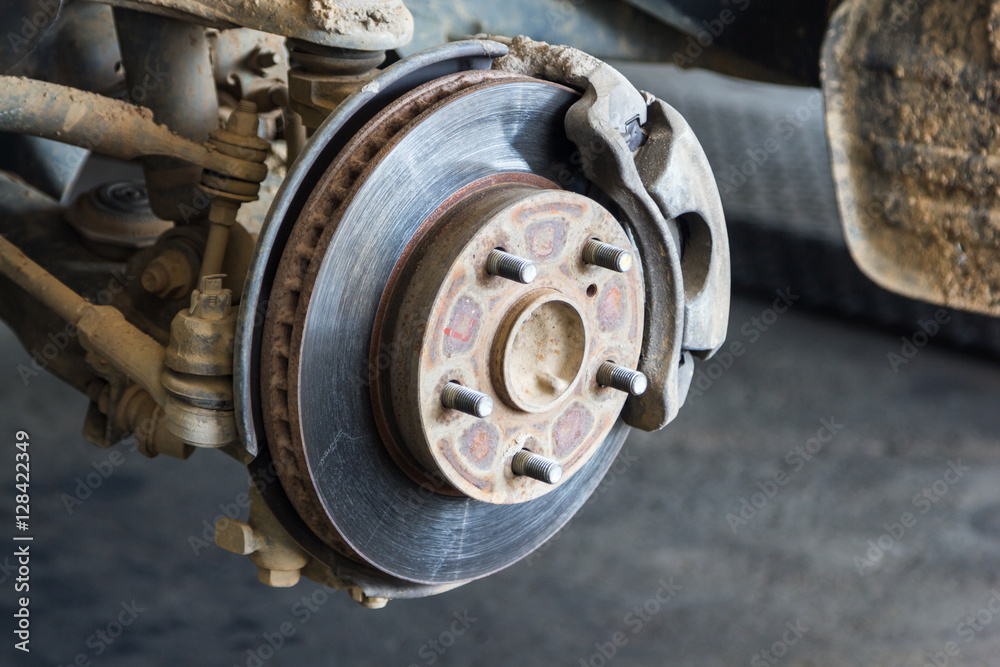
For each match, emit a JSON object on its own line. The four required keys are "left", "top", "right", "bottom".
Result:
{"left": 189, "top": 273, "right": 233, "bottom": 320}
{"left": 486, "top": 249, "right": 537, "bottom": 284}
{"left": 511, "top": 450, "right": 563, "bottom": 484}
{"left": 583, "top": 239, "right": 632, "bottom": 272}
{"left": 441, "top": 382, "right": 494, "bottom": 418}
{"left": 597, "top": 361, "right": 647, "bottom": 396}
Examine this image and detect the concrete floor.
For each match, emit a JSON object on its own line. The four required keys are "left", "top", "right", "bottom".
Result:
{"left": 1, "top": 296, "right": 998, "bottom": 667}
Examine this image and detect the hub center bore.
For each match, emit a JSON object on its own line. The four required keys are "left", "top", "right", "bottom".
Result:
{"left": 494, "top": 289, "right": 587, "bottom": 414}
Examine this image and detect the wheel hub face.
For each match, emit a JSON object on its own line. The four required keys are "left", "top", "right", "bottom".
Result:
{"left": 374, "top": 185, "right": 643, "bottom": 504}
{"left": 261, "top": 71, "right": 633, "bottom": 584}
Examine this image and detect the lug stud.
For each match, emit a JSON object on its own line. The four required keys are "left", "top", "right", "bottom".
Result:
{"left": 511, "top": 450, "right": 563, "bottom": 484}
{"left": 597, "top": 362, "right": 647, "bottom": 396}
{"left": 441, "top": 382, "right": 493, "bottom": 418}
{"left": 486, "top": 249, "right": 537, "bottom": 284}
{"left": 583, "top": 239, "right": 632, "bottom": 273}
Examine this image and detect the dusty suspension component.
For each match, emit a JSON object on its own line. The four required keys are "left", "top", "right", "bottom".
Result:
{"left": 287, "top": 40, "right": 387, "bottom": 130}
{"left": 215, "top": 486, "right": 311, "bottom": 588}
{"left": 114, "top": 7, "right": 220, "bottom": 222}
{"left": 162, "top": 275, "right": 239, "bottom": 448}
{"left": 199, "top": 101, "right": 271, "bottom": 278}
{"left": 66, "top": 182, "right": 173, "bottom": 261}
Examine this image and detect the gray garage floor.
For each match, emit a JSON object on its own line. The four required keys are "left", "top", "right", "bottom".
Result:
{"left": 1, "top": 294, "right": 999, "bottom": 667}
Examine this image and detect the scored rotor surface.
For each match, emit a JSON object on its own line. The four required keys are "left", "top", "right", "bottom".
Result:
{"left": 262, "top": 71, "right": 630, "bottom": 584}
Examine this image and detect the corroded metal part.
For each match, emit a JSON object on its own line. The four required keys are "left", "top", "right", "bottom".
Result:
{"left": 374, "top": 185, "right": 642, "bottom": 504}
{"left": 0, "top": 76, "right": 267, "bottom": 183}
{"left": 99, "top": 0, "right": 413, "bottom": 52}
{"left": 235, "top": 38, "right": 728, "bottom": 599}
{"left": 823, "top": 0, "right": 1000, "bottom": 316}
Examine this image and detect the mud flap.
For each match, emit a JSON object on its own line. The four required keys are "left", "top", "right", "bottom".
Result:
{"left": 823, "top": 0, "right": 1000, "bottom": 316}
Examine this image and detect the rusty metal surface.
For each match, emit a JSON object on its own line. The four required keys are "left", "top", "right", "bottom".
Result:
{"left": 99, "top": 0, "right": 413, "bottom": 52}
{"left": 0, "top": 76, "right": 267, "bottom": 183}
{"left": 370, "top": 171, "right": 564, "bottom": 498}
{"left": 236, "top": 38, "right": 728, "bottom": 592}
{"left": 823, "top": 0, "right": 1000, "bottom": 316}
{"left": 375, "top": 184, "right": 643, "bottom": 504}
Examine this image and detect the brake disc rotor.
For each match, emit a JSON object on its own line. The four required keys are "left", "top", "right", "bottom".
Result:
{"left": 260, "top": 67, "right": 643, "bottom": 584}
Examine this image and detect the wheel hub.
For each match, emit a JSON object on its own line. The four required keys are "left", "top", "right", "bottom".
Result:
{"left": 373, "top": 183, "right": 643, "bottom": 504}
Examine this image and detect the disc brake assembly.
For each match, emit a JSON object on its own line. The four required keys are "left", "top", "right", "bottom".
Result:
{"left": 234, "top": 37, "right": 730, "bottom": 603}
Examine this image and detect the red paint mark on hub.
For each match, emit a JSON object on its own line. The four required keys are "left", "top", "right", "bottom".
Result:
{"left": 443, "top": 295, "right": 481, "bottom": 355}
